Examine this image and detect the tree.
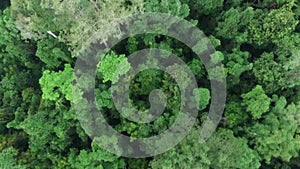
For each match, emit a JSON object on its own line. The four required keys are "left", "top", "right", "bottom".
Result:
{"left": 253, "top": 52, "right": 287, "bottom": 93}
{"left": 2, "top": 0, "right": 300, "bottom": 168}
{"left": 150, "top": 127, "right": 261, "bottom": 169}
{"left": 0, "top": 147, "right": 26, "bottom": 169}
{"left": 36, "top": 38, "right": 72, "bottom": 69}
{"left": 196, "top": 88, "right": 210, "bottom": 111}
{"left": 68, "top": 140, "right": 125, "bottom": 169}
{"left": 97, "top": 52, "right": 131, "bottom": 84}
{"left": 216, "top": 7, "right": 254, "bottom": 43}
{"left": 247, "top": 2, "right": 298, "bottom": 46}
{"left": 11, "top": 0, "right": 145, "bottom": 57}
{"left": 241, "top": 85, "right": 271, "bottom": 119}
{"left": 181, "top": 0, "right": 224, "bottom": 15}
{"left": 245, "top": 96, "right": 300, "bottom": 163}
{"left": 39, "top": 64, "right": 74, "bottom": 101}
{"left": 144, "top": 0, "right": 190, "bottom": 18}
{"left": 224, "top": 47, "right": 253, "bottom": 87}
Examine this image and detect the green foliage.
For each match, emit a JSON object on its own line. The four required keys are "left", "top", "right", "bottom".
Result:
{"left": 242, "top": 85, "right": 271, "bottom": 119}
{"left": 150, "top": 126, "right": 211, "bottom": 169}
{"left": 224, "top": 48, "right": 253, "bottom": 86}
{"left": 0, "top": 147, "right": 26, "bottom": 169}
{"left": 126, "top": 158, "right": 149, "bottom": 169}
{"left": 97, "top": 52, "right": 131, "bottom": 84}
{"left": 129, "top": 69, "right": 163, "bottom": 95}
{"left": 151, "top": 127, "right": 260, "bottom": 169}
{"left": 183, "top": 0, "right": 224, "bottom": 15}
{"left": 95, "top": 88, "right": 114, "bottom": 109}
{"left": 11, "top": 0, "right": 144, "bottom": 56}
{"left": 0, "top": 8, "right": 39, "bottom": 75}
{"left": 39, "top": 64, "right": 73, "bottom": 101}
{"left": 217, "top": 1, "right": 298, "bottom": 46}
{"left": 196, "top": 88, "right": 211, "bottom": 111}
{"left": 253, "top": 52, "right": 287, "bottom": 93}
{"left": 114, "top": 67, "right": 182, "bottom": 138}
{"left": 207, "top": 129, "right": 261, "bottom": 169}
{"left": 216, "top": 7, "right": 254, "bottom": 42}
{"left": 245, "top": 96, "right": 300, "bottom": 163}
{"left": 283, "top": 49, "right": 300, "bottom": 88}
{"left": 188, "top": 58, "right": 205, "bottom": 79}
{"left": 0, "top": 8, "right": 44, "bottom": 160}
{"left": 247, "top": 2, "right": 298, "bottom": 46}
{"left": 11, "top": 0, "right": 64, "bottom": 40}
{"left": 2, "top": 0, "right": 300, "bottom": 168}
{"left": 224, "top": 99, "right": 248, "bottom": 128}
{"left": 36, "top": 38, "right": 72, "bottom": 69}
{"left": 19, "top": 103, "right": 75, "bottom": 152}
{"left": 144, "top": 0, "right": 190, "bottom": 18}
{"left": 68, "top": 141, "right": 125, "bottom": 169}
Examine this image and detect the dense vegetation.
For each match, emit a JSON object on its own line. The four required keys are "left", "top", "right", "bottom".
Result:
{"left": 1, "top": 0, "right": 300, "bottom": 168}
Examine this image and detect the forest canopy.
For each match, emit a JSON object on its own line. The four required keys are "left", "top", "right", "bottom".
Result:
{"left": 0, "top": 0, "right": 300, "bottom": 168}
